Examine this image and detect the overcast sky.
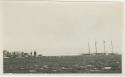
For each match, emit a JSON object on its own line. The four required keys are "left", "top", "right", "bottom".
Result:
{"left": 2, "top": 1, "right": 123, "bottom": 56}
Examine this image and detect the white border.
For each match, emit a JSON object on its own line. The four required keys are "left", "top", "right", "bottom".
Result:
{"left": 0, "top": 0, "right": 124, "bottom": 77}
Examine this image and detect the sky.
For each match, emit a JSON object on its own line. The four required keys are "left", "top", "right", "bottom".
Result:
{"left": 2, "top": 1, "right": 123, "bottom": 56}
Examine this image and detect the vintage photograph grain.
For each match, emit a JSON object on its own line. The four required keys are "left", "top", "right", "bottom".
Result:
{"left": 2, "top": 1, "right": 123, "bottom": 74}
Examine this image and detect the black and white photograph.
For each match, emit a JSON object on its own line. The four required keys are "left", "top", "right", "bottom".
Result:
{"left": 1, "top": 0, "right": 123, "bottom": 74}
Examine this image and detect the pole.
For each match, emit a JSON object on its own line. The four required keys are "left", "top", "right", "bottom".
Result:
{"left": 103, "top": 40, "right": 106, "bottom": 55}
{"left": 111, "top": 41, "right": 113, "bottom": 54}
{"left": 88, "top": 42, "right": 90, "bottom": 55}
{"left": 95, "top": 41, "right": 97, "bottom": 55}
